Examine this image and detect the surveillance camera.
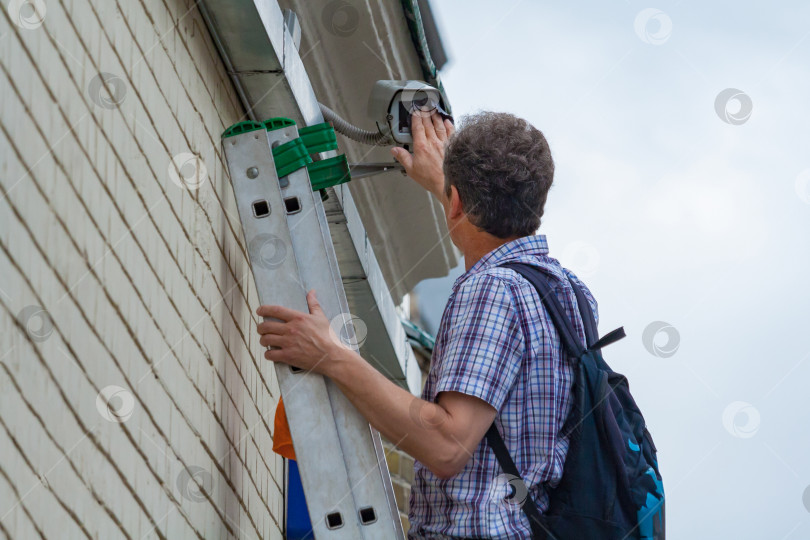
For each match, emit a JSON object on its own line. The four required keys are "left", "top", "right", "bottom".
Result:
{"left": 368, "top": 80, "right": 452, "bottom": 145}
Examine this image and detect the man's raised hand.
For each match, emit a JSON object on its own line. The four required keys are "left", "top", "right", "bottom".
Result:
{"left": 391, "top": 111, "right": 455, "bottom": 199}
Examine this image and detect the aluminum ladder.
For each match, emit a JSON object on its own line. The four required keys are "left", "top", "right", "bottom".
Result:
{"left": 221, "top": 118, "right": 405, "bottom": 540}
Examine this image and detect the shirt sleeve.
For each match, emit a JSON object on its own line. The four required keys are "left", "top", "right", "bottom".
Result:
{"left": 433, "top": 272, "right": 524, "bottom": 411}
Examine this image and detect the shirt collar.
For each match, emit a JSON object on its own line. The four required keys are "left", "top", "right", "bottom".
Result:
{"left": 453, "top": 234, "right": 549, "bottom": 289}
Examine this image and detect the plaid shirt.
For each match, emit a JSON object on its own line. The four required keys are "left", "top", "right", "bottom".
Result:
{"left": 408, "top": 235, "right": 598, "bottom": 539}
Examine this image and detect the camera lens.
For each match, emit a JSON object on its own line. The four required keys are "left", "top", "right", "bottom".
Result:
{"left": 403, "top": 84, "right": 440, "bottom": 113}
{"left": 414, "top": 90, "right": 439, "bottom": 112}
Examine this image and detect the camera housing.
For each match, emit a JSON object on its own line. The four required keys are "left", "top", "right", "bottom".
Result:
{"left": 368, "top": 80, "right": 451, "bottom": 145}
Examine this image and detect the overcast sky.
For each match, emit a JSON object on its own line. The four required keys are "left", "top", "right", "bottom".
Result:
{"left": 415, "top": 1, "right": 810, "bottom": 537}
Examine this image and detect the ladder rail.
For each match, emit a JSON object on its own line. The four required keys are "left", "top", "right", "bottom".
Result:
{"left": 223, "top": 130, "right": 363, "bottom": 538}
{"left": 222, "top": 124, "right": 405, "bottom": 540}
{"left": 263, "top": 125, "right": 405, "bottom": 540}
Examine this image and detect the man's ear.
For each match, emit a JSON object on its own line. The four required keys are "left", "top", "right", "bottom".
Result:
{"left": 448, "top": 185, "right": 464, "bottom": 220}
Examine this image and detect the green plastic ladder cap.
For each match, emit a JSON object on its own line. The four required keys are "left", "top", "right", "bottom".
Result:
{"left": 222, "top": 120, "right": 264, "bottom": 139}
{"left": 263, "top": 117, "right": 296, "bottom": 132}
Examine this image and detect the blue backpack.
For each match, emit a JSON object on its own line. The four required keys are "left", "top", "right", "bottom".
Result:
{"left": 487, "top": 263, "right": 665, "bottom": 539}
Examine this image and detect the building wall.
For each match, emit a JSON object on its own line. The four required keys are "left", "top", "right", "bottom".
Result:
{"left": 0, "top": 1, "right": 284, "bottom": 538}
{"left": 382, "top": 438, "right": 416, "bottom": 535}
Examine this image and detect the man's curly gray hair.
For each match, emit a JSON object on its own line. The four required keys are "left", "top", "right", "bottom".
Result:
{"left": 443, "top": 111, "right": 555, "bottom": 238}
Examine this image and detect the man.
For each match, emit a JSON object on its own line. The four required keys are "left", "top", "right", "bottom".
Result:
{"left": 256, "top": 110, "right": 597, "bottom": 538}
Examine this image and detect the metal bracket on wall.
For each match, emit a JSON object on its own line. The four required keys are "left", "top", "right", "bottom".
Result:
{"left": 348, "top": 162, "right": 406, "bottom": 180}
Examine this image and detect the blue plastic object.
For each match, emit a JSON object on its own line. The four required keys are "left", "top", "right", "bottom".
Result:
{"left": 286, "top": 460, "right": 314, "bottom": 539}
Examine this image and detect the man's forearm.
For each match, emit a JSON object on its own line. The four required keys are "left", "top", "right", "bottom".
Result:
{"left": 256, "top": 288, "right": 492, "bottom": 477}
{"left": 324, "top": 348, "right": 465, "bottom": 478}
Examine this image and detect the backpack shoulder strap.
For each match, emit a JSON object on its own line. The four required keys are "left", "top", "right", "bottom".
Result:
{"left": 567, "top": 275, "right": 626, "bottom": 354}
{"left": 485, "top": 424, "right": 550, "bottom": 538}
{"left": 501, "top": 262, "right": 586, "bottom": 358}
{"left": 567, "top": 275, "right": 598, "bottom": 348}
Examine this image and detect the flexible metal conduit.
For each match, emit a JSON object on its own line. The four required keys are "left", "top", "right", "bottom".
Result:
{"left": 319, "top": 103, "right": 392, "bottom": 146}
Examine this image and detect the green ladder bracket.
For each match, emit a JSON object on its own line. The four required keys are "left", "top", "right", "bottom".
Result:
{"left": 299, "top": 123, "right": 350, "bottom": 195}
{"left": 272, "top": 138, "right": 313, "bottom": 179}
{"left": 299, "top": 122, "right": 338, "bottom": 154}
{"left": 222, "top": 118, "right": 352, "bottom": 195}
{"left": 308, "top": 155, "right": 352, "bottom": 191}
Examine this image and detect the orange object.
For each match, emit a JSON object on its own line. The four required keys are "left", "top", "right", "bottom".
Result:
{"left": 273, "top": 397, "right": 296, "bottom": 461}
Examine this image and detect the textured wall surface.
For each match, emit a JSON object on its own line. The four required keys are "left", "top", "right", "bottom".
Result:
{"left": 0, "top": 0, "right": 284, "bottom": 538}
{"left": 382, "top": 438, "right": 416, "bottom": 536}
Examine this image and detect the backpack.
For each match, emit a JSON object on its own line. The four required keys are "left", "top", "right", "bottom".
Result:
{"left": 486, "top": 262, "right": 665, "bottom": 539}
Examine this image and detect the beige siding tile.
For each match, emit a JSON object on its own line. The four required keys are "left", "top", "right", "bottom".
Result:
{"left": 0, "top": 0, "right": 283, "bottom": 537}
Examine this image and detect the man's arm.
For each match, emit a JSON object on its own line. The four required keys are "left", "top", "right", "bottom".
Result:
{"left": 257, "top": 293, "right": 495, "bottom": 479}
{"left": 257, "top": 110, "right": 497, "bottom": 478}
